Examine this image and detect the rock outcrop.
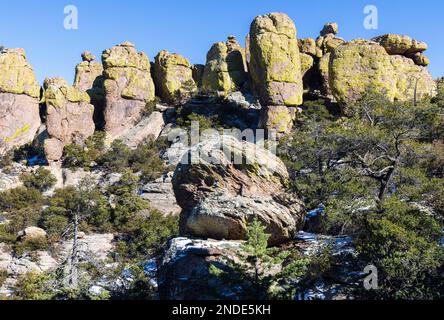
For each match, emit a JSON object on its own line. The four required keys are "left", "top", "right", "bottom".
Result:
{"left": 172, "top": 135, "right": 305, "bottom": 245}
{"left": 202, "top": 36, "right": 248, "bottom": 97}
{"left": 158, "top": 237, "right": 242, "bottom": 300}
{"left": 43, "top": 77, "right": 95, "bottom": 162}
{"left": 329, "top": 40, "right": 436, "bottom": 107}
{"left": 249, "top": 13, "right": 303, "bottom": 107}
{"left": 74, "top": 52, "right": 105, "bottom": 129}
{"left": 0, "top": 48, "right": 41, "bottom": 154}
{"left": 260, "top": 105, "right": 297, "bottom": 135}
{"left": 154, "top": 50, "right": 197, "bottom": 105}
{"left": 102, "top": 42, "right": 155, "bottom": 139}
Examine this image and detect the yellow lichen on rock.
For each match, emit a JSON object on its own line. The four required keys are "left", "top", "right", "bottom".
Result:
{"left": 0, "top": 48, "right": 40, "bottom": 98}
{"left": 249, "top": 12, "right": 303, "bottom": 106}
{"left": 154, "top": 50, "right": 197, "bottom": 105}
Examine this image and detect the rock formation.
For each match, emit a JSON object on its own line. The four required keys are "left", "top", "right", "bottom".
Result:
{"left": 172, "top": 135, "right": 305, "bottom": 245}
{"left": 329, "top": 40, "right": 436, "bottom": 107}
{"left": 102, "top": 42, "right": 155, "bottom": 139}
{"left": 43, "top": 77, "right": 95, "bottom": 162}
{"left": 74, "top": 51, "right": 105, "bottom": 129}
{"left": 0, "top": 48, "right": 41, "bottom": 154}
{"left": 154, "top": 50, "right": 197, "bottom": 105}
{"left": 202, "top": 36, "right": 248, "bottom": 97}
{"left": 249, "top": 13, "right": 303, "bottom": 107}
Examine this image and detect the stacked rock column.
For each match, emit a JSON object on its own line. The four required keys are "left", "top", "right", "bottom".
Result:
{"left": 248, "top": 13, "right": 303, "bottom": 136}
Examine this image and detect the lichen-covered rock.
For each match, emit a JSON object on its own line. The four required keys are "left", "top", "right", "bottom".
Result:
{"left": 320, "top": 22, "right": 339, "bottom": 36}
{"left": 0, "top": 48, "right": 41, "bottom": 154}
{"left": 300, "top": 53, "right": 314, "bottom": 76}
{"left": 260, "top": 105, "right": 296, "bottom": 134}
{"left": 298, "top": 38, "right": 317, "bottom": 56}
{"left": 329, "top": 40, "right": 436, "bottom": 107}
{"left": 192, "top": 64, "right": 205, "bottom": 88}
{"left": 202, "top": 36, "right": 248, "bottom": 97}
{"left": 154, "top": 50, "right": 197, "bottom": 105}
{"left": 102, "top": 42, "right": 155, "bottom": 138}
{"left": 172, "top": 135, "right": 305, "bottom": 245}
{"left": 74, "top": 52, "right": 105, "bottom": 129}
{"left": 372, "top": 34, "right": 427, "bottom": 55}
{"left": 0, "top": 48, "right": 40, "bottom": 98}
{"left": 330, "top": 40, "right": 398, "bottom": 105}
{"left": 43, "top": 77, "right": 95, "bottom": 162}
{"left": 389, "top": 55, "right": 436, "bottom": 101}
{"left": 407, "top": 52, "right": 430, "bottom": 66}
{"left": 249, "top": 13, "right": 303, "bottom": 107}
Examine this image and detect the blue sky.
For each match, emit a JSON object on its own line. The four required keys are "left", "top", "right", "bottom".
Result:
{"left": 1, "top": 0, "right": 443, "bottom": 83}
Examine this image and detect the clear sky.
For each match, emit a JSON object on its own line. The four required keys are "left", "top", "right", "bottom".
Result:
{"left": 1, "top": 0, "right": 443, "bottom": 83}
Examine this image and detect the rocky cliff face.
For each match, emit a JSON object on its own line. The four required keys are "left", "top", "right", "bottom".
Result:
{"left": 102, "top": 42, "right": 156, "bottom": 139}
{"left": 43, "top": 77, "right": 95, "bottom": 162}
{"left": 0, "top": 48, "right": 41, "bottom": 154}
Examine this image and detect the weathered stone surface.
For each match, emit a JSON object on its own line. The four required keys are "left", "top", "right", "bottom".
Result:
{"left": 43, "top": 77, "right": 95, "bottom": 162}
{"left": 260, "top": 105, "right": 296, "bottom": 134}
{"left": 407, "top": 52, "right": 430, "bottom": 66}
{"left": 158, "top": 237, "right": 242, "bottom": 300}
{"left": 192, "top": 64, "right": 205, "bottom": 88}
{"left": 300, "top": 53, "right": 314, "bottom": 76}
{"left": 320, "top": 22, "right": 339, "bottom": 36}
{"left": 17, "top": 226, "right": 47, "bottom": 241}
{"left": 0, "top": 48, "right": 40, "bottom": 98}
{"left": 329, "top": 40, "right": 436, "bottom": 106}
{"left": 299, "top": 38, "right": 317, "bottom": 56}
{"left": 81, "top": 51, "right": 96, "bottom": 62}
{"left": 102, "top": 42, "right": 155, "bottom": 138}
{"left": 141, "top": 172, "right": 181, "bottom": 216}
{"left": 74, "top": 53, "right": 105, "bottom": 129}
{"left": 389, "top": 55, "right": 436, "bottom": 101}
{"left": 119, "top": 111, "right": 165, "bottom": 148}
{"left": 249, "top": 13, "right": 303, "bottom": 106}
{"left": 372, "top": 34, "right": 427, "bottom": 55}
{"left": 173, "top": 135, "right": 305, "bottom": 245}
{"left": 0, "top": 48, "right": 41, "bottom": 153}
{"left": 318, "top": 52, "right": 333, "bottom": 99}
{"left": 202, "top": 36, "right": 248, "bottom": 97}
{"left": 154, "top": 50, "right": 197, "bottom": 105}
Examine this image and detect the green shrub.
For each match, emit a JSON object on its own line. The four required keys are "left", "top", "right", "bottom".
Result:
{"left": 63, "top": 131, "right": 107, "bottom": 170}
{"left": 116, "top": 210, "right": 179, "bottom": 260}
{"left": 14, "top": 237, "right": 49, "bottom": 256}
{"left": 356, "top": 199, "right": 443, "bottom": 299}
{"left": 20, "top": 167, "right": 57, "bottom": 192}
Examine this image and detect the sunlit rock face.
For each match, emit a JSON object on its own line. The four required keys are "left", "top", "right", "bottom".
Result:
{"left": 0, "top": 48, "right": 41, "bottom": 154}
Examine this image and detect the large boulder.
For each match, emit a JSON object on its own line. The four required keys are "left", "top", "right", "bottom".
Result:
{"left": 329, "top": 40, "right": 436, "bottom": 107}
{"left": 172, "top": 135, "right": 305, "bottom": 245}
{"left": 372, "top": 34, "right": 427, "bottom": 55}
{"left": 43, "top": 77, "right": 95, "bottom": 162}
{"left": 249, "top": 13, "right": 303, "bottom": 107}
{"left": 74, "top": 51, "right": 105, "bottom": 128}
{"left": 102, "top": 42, "right": 155, "bottom": 139}
{"left": 154, "top": 50, "right": 197, "bottom": 105}
{"left": 0, "top": 48, "right": 41, "bottom": 154}
{"left": 202, "top": 36, "right": 248, "bottom": 97}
